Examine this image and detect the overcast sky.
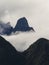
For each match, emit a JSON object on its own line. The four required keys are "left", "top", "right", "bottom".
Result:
{"left": 1, "top": 0, "right": 49, "bottom": 51}
{"left": 0, "top": 0, "right": 49, "bottom": 33}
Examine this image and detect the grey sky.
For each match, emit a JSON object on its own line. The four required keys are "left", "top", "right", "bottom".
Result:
{"left": 0, "top": 0, "right": 49, "bottom": 33}
{"left": 1, "top": 0, "right": 49, "bottom": 51}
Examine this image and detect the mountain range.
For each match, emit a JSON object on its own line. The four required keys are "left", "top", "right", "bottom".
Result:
{"left": 0, "top": 36, "right": 49, "bottom": 65}
{"left": 0, "top": 17, "right": 34, "bottom": 35}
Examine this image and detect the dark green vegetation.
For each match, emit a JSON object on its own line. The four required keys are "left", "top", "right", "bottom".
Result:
{"left": 0, "top": 36, "right": 49, "bottom": 65}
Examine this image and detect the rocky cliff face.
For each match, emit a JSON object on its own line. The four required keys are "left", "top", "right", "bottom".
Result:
{"left": 14, "top": 17, "right": 34, "bottom": 32}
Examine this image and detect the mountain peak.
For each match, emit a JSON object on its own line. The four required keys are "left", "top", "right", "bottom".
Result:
{"left": 14, "top": 17, "right": 34, "bottom": 32}
{"left": 22, "top": 38, "right": 49, "bottom": 65}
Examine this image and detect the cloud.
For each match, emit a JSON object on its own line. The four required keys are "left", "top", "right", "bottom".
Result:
{"left": 1, "top": 0, "right": 49, "bottom": 52}
{"left": 2, "top": 32, "right": 40, "bottom": 51}
{"left": 0, "top": 0, "right": 49, "bottom": 34}
{"left": 0, "top": 0, "right": 33, "bottom": 17}
{"left": 0, "top": 0, "right": 35, "bottom": 26}
{"left": 2, "top": 31, "right": 49, "bottom": 52}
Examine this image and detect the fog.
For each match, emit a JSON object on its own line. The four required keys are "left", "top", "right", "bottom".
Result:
{"left": 0, "top": 0, "right": 49, "bottom": 32}
{"left": 0, "top": 0, "right": 49, "bottom": 52}
{"left": 2, "top": 31, "right": 49, "bottom": 52}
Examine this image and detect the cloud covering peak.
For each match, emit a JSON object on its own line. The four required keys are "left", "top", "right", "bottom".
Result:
{"left": 0, "top": 0, "right": 49, "bottom": 34}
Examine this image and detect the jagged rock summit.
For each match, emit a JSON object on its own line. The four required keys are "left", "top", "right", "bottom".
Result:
{"left": 0, "top": 17, "right": 35, "bottom": 35}
{"left": 14, "top": 17, "right": 34, "bottom": 32}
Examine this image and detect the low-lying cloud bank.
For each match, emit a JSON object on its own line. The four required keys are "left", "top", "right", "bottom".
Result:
{"left": 2, "top": 31, "right": 49, "bottom": 52}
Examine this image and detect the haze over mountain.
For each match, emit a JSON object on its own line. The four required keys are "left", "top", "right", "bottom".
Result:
{"left": 0, "top": 36, "right": 49, "bottom": 65}
{"left": 2, "top": 31, "right": 49, "bottom": 52}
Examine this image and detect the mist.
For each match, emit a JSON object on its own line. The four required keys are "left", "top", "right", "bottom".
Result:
{"left": 2, "top": 31, "right": 49, "bottom": 52}
{"left": 0, "top": 0, "right": 49, "bottom": 51}
{"left": 0, "top": 0, "right": 49, "bottom": 33}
